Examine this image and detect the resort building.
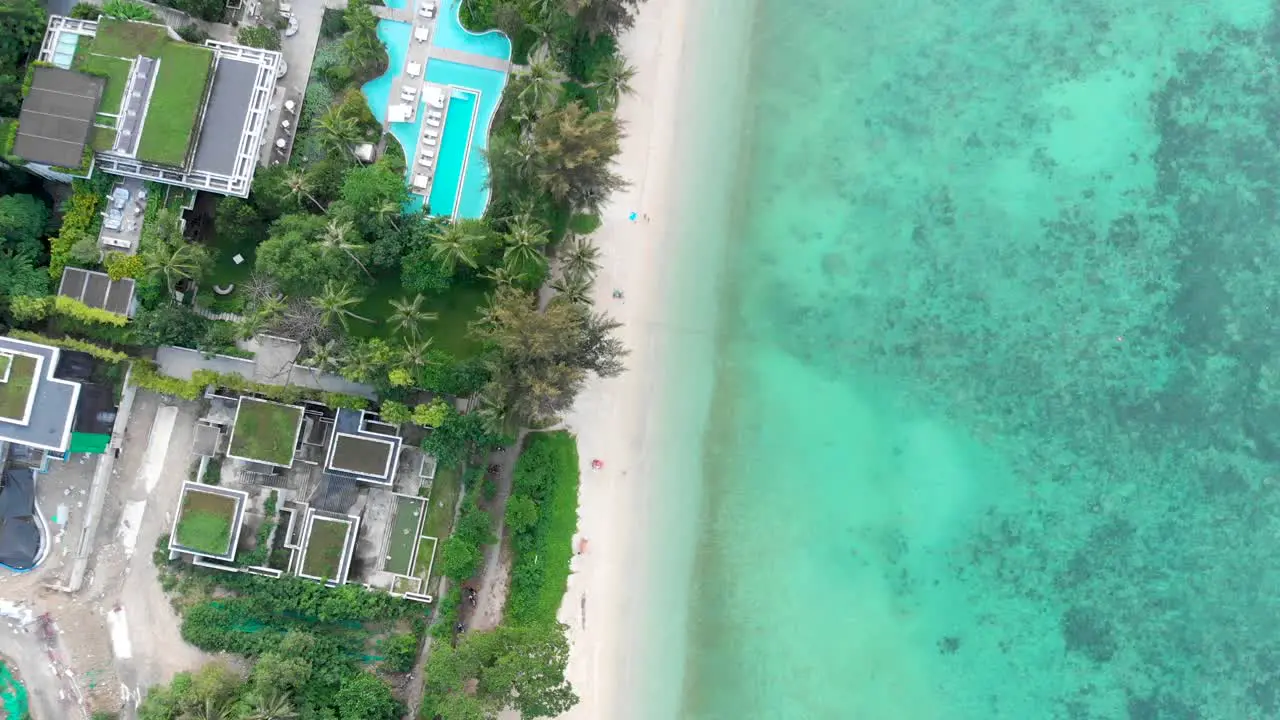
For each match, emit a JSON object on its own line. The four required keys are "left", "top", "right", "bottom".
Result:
{"left": 10, "top": 16, "right": 280, "bottom": 197}
{"left": 171, "top": 390, "right": 437, "bottom": 600}
{"left": 0, "top": 336, "right": 115, "bottom": 455}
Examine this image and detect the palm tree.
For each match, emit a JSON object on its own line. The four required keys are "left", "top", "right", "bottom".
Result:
{"left": 591, "top": 54, "right": 636, "bottom": 109}
{"left": 305, "top": 337, "right": 342, "bottom": 372}
{"left": 429, "top": 221, "right": 485, "bottom": 275}
{"left": 283, "top": 169, "right": 326, "bottom": 214}
{"left": 551, "top": 271, "right": 593, "bottom": 304}
{"left": 399, "top": 336, "right": 434, "bottom": 371}
{"left": 243, "top": 691, "right": 298, "bottom": 720}
{"left": 560, "top": 235, "right": 601, "bottom": 281}
{"left": 517, "top": 59, "right": 560, "bottom": 118}
{"left": 487, "top": 132, "right": 538, "bottom": 186}
{"left": 481, "top": 265, "right": 520, "bottom": 288}
{"left": 317, "top": 109, "right": 363, "bottom": 161}
{"left": 311, "top": 281, "right": 373, "bottom": 332}
{"left": 388, "top": 293, "right": 438, "bottom": 338}
{"left": 143, "top": 241, "right": 206, "bottom": 292}
{"left": 242, "top": 294, "right": 286, "bottom": 337}
{"left": 181, "top": 698, "right": 232, "bottom": 720}
{"left": 319, "top": 218, "right": 373, "bottom": 278}
{"left": 375, "top": 200, "right": 402, "bottom": 231}
{"left": 340, "top": 350, "right": 377, "bottom": 383}
{"left": 502, "top": 215, "right": 550, "bottom": 279}
{"left": 340, "top": 25, "right": 381, "bottom": 69}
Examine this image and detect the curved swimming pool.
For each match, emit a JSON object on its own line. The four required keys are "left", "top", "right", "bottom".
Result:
{"left": 359, "top": 0, "right": 511, "bottom": 218}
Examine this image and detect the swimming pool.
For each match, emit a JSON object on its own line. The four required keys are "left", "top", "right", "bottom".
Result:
{"left": 427, "top": 90, "right": 477, "bottom": 216}
{"left": 424, "top": 60, "right": 507, "bottom": 218}
{"left": 361, "top": 21, "right": 428, "bottom": 211}
{"left": 430, "top": 0, "right": 512, "bottom": 60}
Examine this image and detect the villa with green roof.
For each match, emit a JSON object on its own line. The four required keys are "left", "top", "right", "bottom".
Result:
{"left": 10, "top": 15, "right": 280, "bottom": 197}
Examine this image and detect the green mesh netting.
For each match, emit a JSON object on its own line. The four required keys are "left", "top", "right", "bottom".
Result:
{"left": 0, "top": 661, "right": 29, "bottom": 720}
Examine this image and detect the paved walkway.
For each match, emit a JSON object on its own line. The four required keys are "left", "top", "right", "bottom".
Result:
{"left": 370, "top": 4, "right": 413, "bottom": 22}
{"left": 428, "top": 45, "right": 510, "bottom": 72}
{"left": 154, "top": 341, "right": 379, "bottom": 399}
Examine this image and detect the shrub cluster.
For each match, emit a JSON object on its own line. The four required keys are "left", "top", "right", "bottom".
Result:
{"left": 506, "top": 431, "right": 581, "bottom": 626}
{"left": 49, "top": 183, "right": 103, "bottom": 279}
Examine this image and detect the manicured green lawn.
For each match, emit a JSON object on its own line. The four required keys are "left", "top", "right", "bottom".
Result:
{"left": 206, "top": 226, "right": 258, "bottom": 287}
{"left": 302, "top": 517, "right": 351, "bottom": 579}
{"left": 0, "top": 354, "right": 37, "bottom": 421}
{"left": 74, "top": 51, "right": 132, "bottom": 114}
{"left": 350, "top": 271, "right": 490, "bottom": 358}
{"left": 229, "top": 398, "right": 302, "bottom": 466}
{"left": 385, "top": 496, "right": 424, "bottom": 576}
{"left": 176, "top": 489, "right": 237, "bottom": 555}
{"left": 91, "top": 127, "right": 116, "bottom": 152}
{"left": 136, "top": 43, "right": 213, "bottom": 166}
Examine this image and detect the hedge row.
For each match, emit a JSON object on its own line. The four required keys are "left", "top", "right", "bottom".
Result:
{"left": 53, "top": 295, "right": 129, "bottom": 326}
{"left": 6, "top": 330, "right": 129, "bottom": 363}
{"left": 130, "top": 359, "right": 370, "bottom": 410}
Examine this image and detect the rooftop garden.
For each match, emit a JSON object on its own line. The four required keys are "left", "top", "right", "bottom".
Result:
{"left": 0, "top": 353, "right": 37, "bottom": 422}
{"left": 90, "top": 127, "right": 116, "bottom": 152}
{"left": 88, "top": 18, "right": 214, "bottom": 166}
{"left": 228, "top": 397, "right": 303, "bottom": 466}
{"left": 301, "top": 516, "right": 351, "bottom": 580}
{"left": 175, "top": 486, "right": 238, "bottom": 555}
{"left": 330, "top": 434, "right": 394, "bottom": 476}
{"left": 71, "top": 47, "right": 131, "bottom": 115}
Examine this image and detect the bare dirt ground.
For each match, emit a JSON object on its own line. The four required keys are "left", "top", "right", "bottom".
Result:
{"left": 0, "top": 391, "right": 215, "bottom": 718}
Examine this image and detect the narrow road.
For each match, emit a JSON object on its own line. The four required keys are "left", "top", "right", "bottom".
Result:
{"left": 464, "top": 431, "right": 526, "bottom": 631}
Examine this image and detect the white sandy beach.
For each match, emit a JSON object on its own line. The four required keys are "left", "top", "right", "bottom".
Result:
{"left": 554, "top": 0, "right": 755, "bottom": 717}
{"left": 554, "top": 0, "right": 695, "bottom": 717}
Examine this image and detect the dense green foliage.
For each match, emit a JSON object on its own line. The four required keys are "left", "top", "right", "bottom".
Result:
{"left": 0, "top": 193, "right": 50, "bottom": 302}
{"left": 138, "top": 632, "right": 401, "bottom": 720}
{"left": 422, "top": 623, "right": 577, "bottom": 720}
{"left": 101, "top": 0, "right": 156, "bottom": 21}
{"left": 439, "top": 478, "right": 495, "bottom": 582}
{"left": 506, "top": 431, "right": 580, "bottom": 627}
{"left": 0, "top": 0, "right": 45, "bottom": 118}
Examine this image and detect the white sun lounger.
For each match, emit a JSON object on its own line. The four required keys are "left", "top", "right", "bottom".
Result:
{"left": 406, "top": 62, "right": 422, "bottom": 78}
{"left": 421, "top": 148, "right": 435, "bottom": 158}
{"left": 424, "top": 129, "right": 439, "bottom": 138}
{"left": 426, "top": 118, "right": 441, "bottom": 127}
{"left": 423, "top": 136, "right": 437, "bottom": 146}
{"left": 413, "top": 173, "right": 430, "bottom": 189}
{"left": 414, "top": 26, "right": 430, "bottom": 42}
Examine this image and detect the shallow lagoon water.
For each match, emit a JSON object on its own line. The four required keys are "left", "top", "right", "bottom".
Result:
{"left": 673, "top": 0, "right": 1280, "bottom": 718}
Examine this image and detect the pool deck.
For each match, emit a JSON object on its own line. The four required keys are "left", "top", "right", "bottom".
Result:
{"left": 375, "top": 2, "right": 512, "bottom": 207}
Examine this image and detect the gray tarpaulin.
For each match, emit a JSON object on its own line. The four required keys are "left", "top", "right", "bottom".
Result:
{"left": 0, "top": 469, "right": 39, "bottom": 570}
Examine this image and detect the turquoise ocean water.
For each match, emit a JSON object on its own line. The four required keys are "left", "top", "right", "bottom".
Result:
{"left": 654, "top": 0, "right": 1280, "bottom": 718}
